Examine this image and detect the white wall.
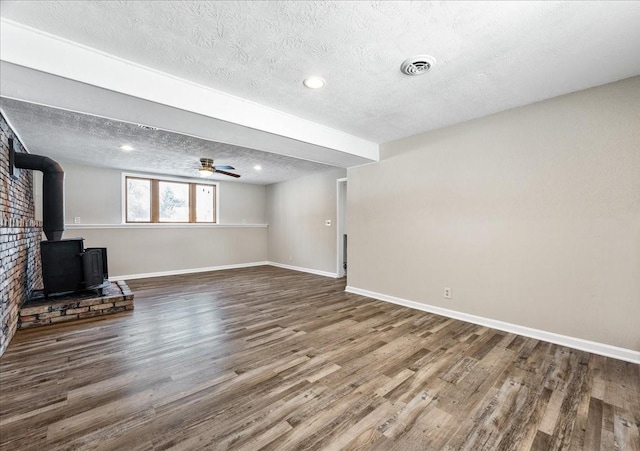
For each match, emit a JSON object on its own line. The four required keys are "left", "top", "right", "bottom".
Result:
{"left": 267, "top": 168, "right": 346, "bottom": 275}
{"left": 347, "top": 77, "right": 640, "bottom": 351}
{"left": 48, "top": 162, "right": 268, "bottom": 278}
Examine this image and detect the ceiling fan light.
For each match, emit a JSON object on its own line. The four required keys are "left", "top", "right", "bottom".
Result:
{"left": 199, "top": 167, "right": 213, "bottom": 177}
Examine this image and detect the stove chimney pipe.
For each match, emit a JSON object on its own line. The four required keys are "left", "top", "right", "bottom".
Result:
{"left": 12, "top": 142, "right": 65, "bottom": 241}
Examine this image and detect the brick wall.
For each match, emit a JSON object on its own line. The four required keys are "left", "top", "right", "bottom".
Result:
{"left": 1, "top": 113, "right": 43, "bottom": 356}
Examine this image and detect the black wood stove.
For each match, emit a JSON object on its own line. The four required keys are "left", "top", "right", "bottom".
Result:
{"left": 11, "top": 139, "right": 109, "bottom": 298}
{"left": 40, "top": 239, "right": 109, "bottom": 297}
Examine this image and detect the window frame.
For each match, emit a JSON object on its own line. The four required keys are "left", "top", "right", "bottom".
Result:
{"left": 123, "top": 173, "right": 218, "bottom": 224}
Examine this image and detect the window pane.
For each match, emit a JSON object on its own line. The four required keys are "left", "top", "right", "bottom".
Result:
{"left": 159, "top": 181, "right": 189, "bottom": 222}
{"left": 126, "top": 178, "right": 151, "bottom": 222}
{"left": 196, "top": 184, "right": 215, "bottom": 222}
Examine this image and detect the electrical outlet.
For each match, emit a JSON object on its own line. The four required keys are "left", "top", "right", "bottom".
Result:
{"left": 289, "top": 255, "right": 293, "bottom": 261}
{"left": 444, "top": 287, "right": 452, "bottom": 299}
{"left": 74, "top": 217, "right": 81, "bottom": 224}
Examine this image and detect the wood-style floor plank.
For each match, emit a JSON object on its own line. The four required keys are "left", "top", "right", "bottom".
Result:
{"left": 0, "top": 266, "right": 638, "bottom": 450}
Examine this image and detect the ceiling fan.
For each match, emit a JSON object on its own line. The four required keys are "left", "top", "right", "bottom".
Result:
{"left": 198, "top": 158, "right": 241, "bottom": 178}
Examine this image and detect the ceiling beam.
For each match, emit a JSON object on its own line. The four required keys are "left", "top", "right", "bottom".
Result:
{"left": 0, "top": 19, "right": 379, "bottom": 167}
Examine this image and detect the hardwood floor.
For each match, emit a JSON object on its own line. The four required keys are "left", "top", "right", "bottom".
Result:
{"left": 1, "top": 266, "right": 638, "bottom": 450}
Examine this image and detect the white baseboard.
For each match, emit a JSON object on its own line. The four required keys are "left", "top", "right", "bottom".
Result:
{"left": 345, "top": 286, "right": 639, "bottom": 365}
{"left": 267, "top": 261, "right": 339, "bottom": 279}
{"left": 110, "top": 261, "right": 269, "bottom": 281}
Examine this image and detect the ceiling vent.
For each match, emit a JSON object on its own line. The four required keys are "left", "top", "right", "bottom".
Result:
{"left": 137, "top": 124, "right": 158, "bottom": 131}
{"left": 400, "top": 55, "right": 436, "bottom": 76}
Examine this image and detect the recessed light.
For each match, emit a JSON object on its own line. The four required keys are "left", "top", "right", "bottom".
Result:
{"left": 303, "top": 76, "right": 325, "bottom": 89}
{"left": 120, "top": 144, "right": 134, "bottom": 151}
{"left": 254, "top": 165, "right": 262, "bottom": 171}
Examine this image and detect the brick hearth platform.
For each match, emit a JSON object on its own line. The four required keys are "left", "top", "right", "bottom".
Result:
{"left": 18, "top": 281, "right": 134, "bottom": 329}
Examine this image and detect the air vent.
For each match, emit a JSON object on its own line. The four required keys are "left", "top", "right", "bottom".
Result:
{"left": 137, "top": 124, "right": 158, "bottom": 131}
{"left": 400, "top": 55, "right": 436, "bottom": 76}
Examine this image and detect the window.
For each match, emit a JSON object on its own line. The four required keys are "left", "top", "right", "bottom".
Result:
{"left": 158, "top": 181, "right": 189, "bottom": 222}
{"left": 125, "top": 176, "right": 217, "bottom": 223}
{"left": 126, "top": 178, "right": 151, "bottom": 222}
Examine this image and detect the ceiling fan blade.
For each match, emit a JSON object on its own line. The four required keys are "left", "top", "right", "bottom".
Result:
{"left": 213, "top": 165, "right": 235, "bottom": 170}
{"left": 215, "top": 169, "right": 241, "bottom": 178}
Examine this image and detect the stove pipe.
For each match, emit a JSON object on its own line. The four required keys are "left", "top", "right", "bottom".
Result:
{"left": 14, "top": 150, "right": 65, "bottom": 241}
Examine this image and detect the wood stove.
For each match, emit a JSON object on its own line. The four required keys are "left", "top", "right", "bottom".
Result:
{"left": 11, "top": 140, "right": 110, "bottom": 298}
{"left": 40, "top": 238, "right": 109, "bottom": 297}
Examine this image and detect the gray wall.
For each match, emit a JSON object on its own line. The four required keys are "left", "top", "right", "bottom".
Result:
{"left": 347, "top": 77, "right": 640, "bottom": 350}
{"left": 74, "top": 225, "right": 266, "bottom": 278}
{"left": 52, "top": 162, "right": 268, "bottom": 277}
{"left": 59, "top": 162, "right": 266, "bottom": 225}
{"left": 60, "top": 162, "right": 346, "bottom": 277}
{"left": 267, "top": 168, "right": 346, "bottom": 274}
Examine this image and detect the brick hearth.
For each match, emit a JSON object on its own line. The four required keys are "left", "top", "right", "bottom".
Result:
{"left": 18, "top": 281, "right": 134, "bottom": 329}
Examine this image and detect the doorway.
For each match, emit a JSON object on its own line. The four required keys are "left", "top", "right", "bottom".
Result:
{"left": 336, "top": 178, "right": 347, "bottom": 278}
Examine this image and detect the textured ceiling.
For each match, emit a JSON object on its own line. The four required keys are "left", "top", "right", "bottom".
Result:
{"left": 2, "top": 1, "right": 639, "bottom": 144}
{"left": 0, "top": 98, "right": 335, "bottom": 185}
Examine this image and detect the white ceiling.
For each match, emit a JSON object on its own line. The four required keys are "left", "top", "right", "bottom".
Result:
{"left": 0, "top": 98, "right": 335, "bottom": 184}
{"left": 1, "top": 1, "right": 640, "bottom": 182}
